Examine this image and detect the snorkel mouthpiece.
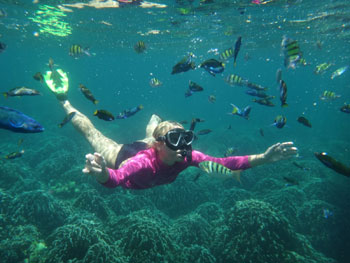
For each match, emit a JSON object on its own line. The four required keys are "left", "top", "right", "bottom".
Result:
{"left": 181, "top": 145, "right": 192, "bottom": 163}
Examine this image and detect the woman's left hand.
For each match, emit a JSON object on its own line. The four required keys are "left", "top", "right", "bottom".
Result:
{"left": 263, "top": 141, "right": 298, "bottom": 163}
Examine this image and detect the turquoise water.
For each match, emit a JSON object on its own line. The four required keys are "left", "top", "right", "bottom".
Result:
{"left": 0, "top": 0, "right": 349, "bottom": 262}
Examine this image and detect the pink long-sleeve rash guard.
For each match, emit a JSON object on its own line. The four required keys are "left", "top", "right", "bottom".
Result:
{"left": 103, "top": 148, "right": 251, "bottom": 189}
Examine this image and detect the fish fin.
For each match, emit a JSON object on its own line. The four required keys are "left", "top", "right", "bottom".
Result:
{"left": 234, "top": 62, "right": 237, "bottom": 67}
{"left": 93, "top": 110, "right": 98, "bottom": 116}
{"left": 232, "top": 170, "right": 242, "bottom": 184}
{"left": 139, "top": 104, "right": 144, "bottom": 110}
{"left": 282, "top": 103, "right": 288, "bottom": 107}
{"left": 3, "top": 93, "right": 8, "bottom": 99}
{"left": 93, "top": 100, "right": 99, "bottom": 105}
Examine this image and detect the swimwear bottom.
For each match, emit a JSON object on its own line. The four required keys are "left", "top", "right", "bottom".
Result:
{"left": 115, "top": 141, "right": 148, "bottom": 168}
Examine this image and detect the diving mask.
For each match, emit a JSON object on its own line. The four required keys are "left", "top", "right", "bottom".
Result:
{"left": 157, "top": 128, "right": 194, "bottom": 151}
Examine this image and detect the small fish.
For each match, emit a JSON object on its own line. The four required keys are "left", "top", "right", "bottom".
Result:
{"left": 323, "top": 208, "right": 333, "bottom": 219}
{"left": 246, "top": 82, "right": 268, "bottom": 91}
{"left": 5, "top": 150, "right": 24, "bottom": 160}
{"left": 297, "top": 116, "right": 312, "bottom": 128}
{"left": 134, "top": 41, "right": 146, "bottom": 53}
{"left": 320, "top": 90, "right": 341, "bottom": 101}
{"left": 281, "top": 35, "right": 303, "bottom": 69}
{"left": 293, "top": 161, "right": 310, "bottom": 171}
{"left": 0, "top": 42, "right": 6, "bottom": 53}
{"left": 219, "top": 46, "right": 234, "bottom": 61}
{"left": 229, "top": 103, "right": 251, "bottom": 120}
{"left": 149, "top": 77, "right": 162, "bottom": 88}
{"left": 185, "top": 81, "right": 203, "bottom": 97}
{"left": 340, "top": 103, "right": 350, "bottom": 114}
{"left": 69, "top": 44, "right": 91, "bottom": 58}
{"left": 245, "top": 89, "right": 270, "bottom": 98}
{"left": 189, "top": 118, "right": 205, "bottom": 131}
{"left": 33, "top": 72, "right": 44, "bottom": 83}
{"left": 279, "top": 80, "right": 288, "bottom": 107}
{"left": 198, "top": 161, "right": 241, "bottom": 182}
{"left": 314, "top": 63, "right": 333, "bottom": 74}
{"left": 208, "top": 95, "right": 216, "bottom": 103}
{"left": 314, "top": 152, "right": 350, "bottom": 177}
{"left": 171, "top": 53, "right": 196, "bottom": 74}
{"left": 259, "top": 128, "right": 264, "bottom": 137}
{"left": 276, "top": 68, "right": 282, "bottom": 84}
{"left": 3, "top": 87, "right": 41, "bottom": 98}
{"left": 225, "top": 74, "right": 247, "bottom": 87}
{"left": 330, "top": 65, "right": 349, "bottom": 79}
{"left": 94, "top": 109, "right": 115, "bottom": 121}
{"left": 116, "top": 105, "right": 143, "bottom": 119}
{"left": 283, "top": 176, "right": 299, "bottom": 186}
{"left": 197, "top": 129, "right": 212, "bottom": 135}
{"left": 79, "top": 84, "right": 98, "bottom": 104}
{"left": 252, "top": 98, "right": 275, "bottom": 107}
{"left": 273, "top": 115, "right": 286, "bottom": 129}
{"left": 199, "top": 59, "right": 225, "bottom": 76}
{"left": 0, "top": 106, "right": 44, "bottom": 133}
{"left": 233, "top": 36, "right": 242, "bottom": 67}
{"left": 58, "top": 112, "right": 76, "bottom": 128}
{"left": 224, "top": 147, "right": 237, "bottom": 157}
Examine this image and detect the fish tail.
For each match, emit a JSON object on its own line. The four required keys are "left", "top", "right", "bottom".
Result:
{"left": 58, "top": 124, "right": 62, "bottom": 128}
{"left": 232, "top": 170, "right": 242, "bottom": 184}
{"left": 93, "top": 100, "right": 99, "bottom": 105}
{"left": 3, "top": 93, "right": 8, "bottom": 98}
{"left": 138, "top": 104, "right": 144, "bottom": 110}
{"left": 282, "top": 103, "right": 288, "bottom": 107}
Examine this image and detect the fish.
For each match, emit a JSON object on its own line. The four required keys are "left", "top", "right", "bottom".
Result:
{"left": 245, "top": 89, "right": 270, "bottom": 98}
{"left": 0, "top": 106, "right": 44, "bottom": 133}
{"left": 33, "top": 72, "right": 44, "bottom": 83}
{"left": 297, "top": 116, "right": 312, "bottom": 128}
{"left": 134, "top": 41, "right": 146, "bottom": 53}
{"left": 198, "top": 161, "right": 241, "bottom": 183}
{"left": 79, "top": 84, "right": 98, "bottom": 104}
{"left": 3, "top": 87, "right": 41, "bottom": 98}
{"left": 5, "top": 150, "right": 24, "bottom": 160}
{"left": 219, "top": 47, "right": 234, "bottom": 61}
{"left": 69, "top": 44, "right": 91, "bottom": 58}
{"left": 185, "top": 81, "right": 203, "bottom": 97}
{"left": 0, "top": 42, "right": 6, "bottom": 53}
{"left": 224, "top": 147, "right": 237, "bottom": 157}
{"left": 252, "top": 98, "right": 275, "bottom": 107}
{"left": 229, "top": 103, "right": 251, "bottom": 120}
{"left": 330, "top": 65, "right": 349, "bottom": 79}
{"left": 283, "top": 176, "right": 299, "bottom": 186}
{"left": 58, "top": 112, "right": 76, "bottom": 128}
{"left": 246, "top": 82, "right": 268, "bottom": 91}
{"left": 225, "top": 74, "right": 247, "bottom": 87}
{"left": 293, "top": 161, "right": 310, "bottom": 171}
{"left": 279, "top": 80, "right": 288, "bottom": 107}
{"left": 314, "top": 152, "right": 350, "bottom": 177}
{"left": 116, "top": 105, "right": 143, "bottom": 119}
{"left": 94, "top": 109, "right": 115, "bottom": 121}
{"left": 199, "top": 59, "right": 225, "bottom": 76}
{"left": 171, "top": 53, "right": 196, "bottom": 74}
{"left": 276, "top": 68, "right": 282, "bottom": 84}
{"left": 233, "top": 36, "right": 242, "bottom": 67}
{"left": 314, "top": 63, "right": 333, "bottom": 74}
{"left": 273, "top": 115, "right": 286, "bottom": 129}
{"left": 48, "top": 57, "right": 55, "bottom": 70}
{"left": 323, "top": 208, "right": 333, "bottom": 219}
{"left": 320, "top": 90, "right": 341, "bottom": 100}
{"left": 149, "top": 77, "right": 162, "bottom": 88}
{"left": 259, "top": 128, "right": 264, "bottom": 137}
{"left": 197, "top": 129, "right": 212, "bottom": 135}
{"left": 340, "top": 103, "right": 350, "bottom": 114}
{"left": 208, "top": 95, "right": 216, "bottom": 103}
{"left": 281, "top": 35, "right": 303, "bottom": 69}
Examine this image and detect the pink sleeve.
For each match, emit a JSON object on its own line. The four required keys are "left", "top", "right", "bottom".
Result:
{"left": 190, "top": 150, "right": 251, "bottom": 170}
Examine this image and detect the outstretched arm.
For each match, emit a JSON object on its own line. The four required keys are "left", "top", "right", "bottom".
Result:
{"left": 248, "top": 142, "right": 298, "bottom": 167}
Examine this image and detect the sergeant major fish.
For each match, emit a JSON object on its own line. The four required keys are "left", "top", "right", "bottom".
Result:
{"left": 69, "top": 44, "right": 91, "bottom": 58}
{"left": 199, "top": 161, "right": 241, "bottom": 183}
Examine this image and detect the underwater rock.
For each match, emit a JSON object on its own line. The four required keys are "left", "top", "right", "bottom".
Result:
{"left": 219, "top": 188, "right": 253, "bottom": 210}
{"left": 182, "top": 244, "right": 216, "bottom": 263}
{"left": 171, "top": 213, "right": 212, "bottom": 247}
{"left": 45, "top": 218, "right": 126, "bottom": 263}
{"left": 211, "top": 199, "right": 335, "bottom": 263}
{"left": 9, "top": 190, "right": 67, "bottom": 234}
{"left": 251, "top": 177, "right": 282, "bottom": 193}
{"left": 194, "top": 202, "right": 224, "bottom": 225}
{"left": 108, "top": 209, "right": 180, "bottom": 263}
{"left": 73, "top": 189, "right": 110, "bottom": 220}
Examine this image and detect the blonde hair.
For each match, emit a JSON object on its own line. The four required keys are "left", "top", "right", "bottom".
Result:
{"left": 152, "top": 120, "right": 184, "bottom": 140}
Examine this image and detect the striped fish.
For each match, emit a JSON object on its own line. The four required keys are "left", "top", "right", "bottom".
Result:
{"left": 219, "top": 47, "right": 234, "bottom": 61}
{"left": 198, "top": 161, "right": 241, "bottom": 183}
{"left": 225, "top": 74, "right": 247, "bottom": 87}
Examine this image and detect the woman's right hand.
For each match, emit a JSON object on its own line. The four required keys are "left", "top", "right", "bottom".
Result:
{"left": 82, "top": 152, "right": 109, "bottom": 183}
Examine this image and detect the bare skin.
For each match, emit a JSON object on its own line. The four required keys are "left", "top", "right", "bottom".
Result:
{"left": 60, "top": 100, "right": 161, "bottom": 168}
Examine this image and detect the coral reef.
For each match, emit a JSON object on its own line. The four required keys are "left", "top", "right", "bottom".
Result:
{"left": 182, "top": 244, "right": 216, "bottom": 263}
{"left": 9, "top": 190, "right": 68, "bottom": 234}
{"left": 108, "top": 209, "right": 180, "bottom": 263}
{"left": 45, "top": 218, "right": 127, "bottom": 263}
{"left": 219, "top": 188, "right": 253, "bottom": 210}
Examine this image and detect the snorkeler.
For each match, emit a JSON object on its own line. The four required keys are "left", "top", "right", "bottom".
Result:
{"left": 44, "top": 66, "right": 298, "bottom": 190}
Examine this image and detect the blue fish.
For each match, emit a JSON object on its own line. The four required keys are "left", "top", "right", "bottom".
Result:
{"left": 0, "top": 106, "right": 44, "bottom": 133}
{"left": 116, "top": 105, "right": 143, "bottom": 119}
{"left": 229, "top": 103, "right": 251, "bottom": 120}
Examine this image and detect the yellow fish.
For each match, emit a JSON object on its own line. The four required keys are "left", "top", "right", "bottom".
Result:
{"left": 198, "top": 161, "right": 241, "bottom": 183}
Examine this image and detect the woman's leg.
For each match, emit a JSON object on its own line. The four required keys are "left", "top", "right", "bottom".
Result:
{"left": 140, "top": 114, "right": 162, "bottom": 144}
{"left": 60, "top": 100, "right": 121, "bottom": 168}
